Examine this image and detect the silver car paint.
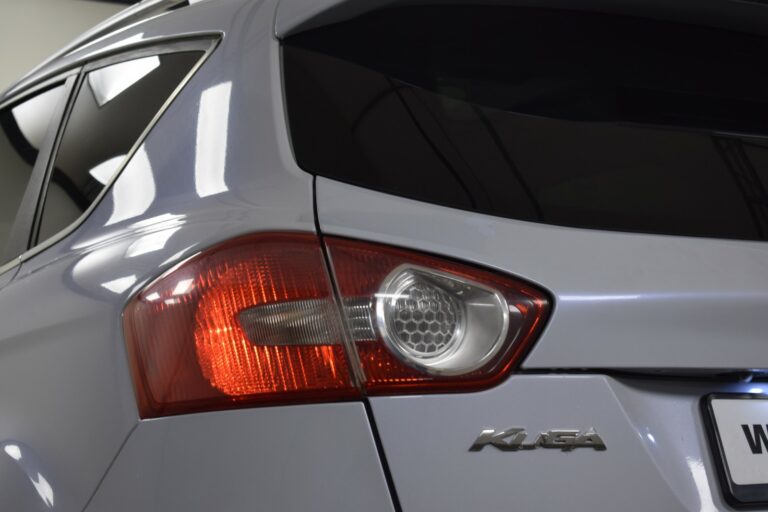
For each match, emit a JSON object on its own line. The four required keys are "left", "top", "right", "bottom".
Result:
{"left": 317, "top": 178, "right": 768, "bottom": 370}
{"left": 0, "top": 0, "right": 392, "bottom": 510}
{"left": 0, "top": 0, "right": 766, "bottom": 510}
{"left": 369, "top": 374, "right": 757, "bottom": 512}
{"left": 274, "top": 0, "right": 768, "bottom": 38}
{"left": 86, "top": 405, "right": 394, "bottom": 512}
{"left": 315, "top": 178, "right": 768, "bottom": 510}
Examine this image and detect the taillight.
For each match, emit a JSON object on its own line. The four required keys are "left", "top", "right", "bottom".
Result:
{"left": 124, "top": 233, "right": 549, "bottom": 418}
{"left": 124, "top": 233, "right": 357, "bottom": 417}
{"left": 326, "top": 237, "right": 549, "bottom": 393}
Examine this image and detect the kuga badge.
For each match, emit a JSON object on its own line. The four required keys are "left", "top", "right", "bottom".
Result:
{"left": 470, "top": 428, "right": 606, "bottom": 451}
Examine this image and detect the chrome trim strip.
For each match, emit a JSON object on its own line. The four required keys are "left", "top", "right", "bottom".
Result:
{"left": 0, "top": 257, "right": 21, "bottom": 278}
{"left": 3, "top": 74, "right": 79, "bottom": 264}
{"left": 1, "top": 33, "right": 220, "bottom": 106}
{"left": 0, "top": 69, "right": 80, "bottom": 112}
{"left": 0, "top": 0, "right": 190, "bottom": 100}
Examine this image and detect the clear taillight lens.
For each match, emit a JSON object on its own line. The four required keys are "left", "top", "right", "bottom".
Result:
{"left": 124, "top": 233, "right": 549, "bottom": 417}
{"left": 376, "top": 265, "right": 510, "bottom": 376}
{"left": 326, "top": 237, "right": 549, "bottom": 394}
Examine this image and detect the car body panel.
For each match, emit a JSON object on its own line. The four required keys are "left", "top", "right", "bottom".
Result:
{"left": 0, "top": 247, "right": 137, "bottom": 512}
{"left": 0, "top": 439, "right": 60, "bottom": 512}
{"left": 85, "top": 404, "right": 394, "bottom": 512}
{"left": 0, "top": 264, "right": 18, "bottom": 290}
{"left": 369, "top": 374, "right": 745, "bottom": 512}
{"left": 0, "top": 0, "right": 348, "bottom": 510}
{"left": 274, "top": 0, "right": 768, "bottom": 38}
{"left": 317, "top": 177, "right": 768, "bottom": 371}
{"left": 1, "top": 0, "right": 767, "bottom": 510}
{"left": 316, "top": 178, "right": 768, "bottom": 510}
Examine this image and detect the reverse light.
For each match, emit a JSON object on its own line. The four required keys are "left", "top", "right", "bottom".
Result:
{"left": 124, "top": 233, "right": 549, "bottom": 417}
{"left": 375, "top": 265, "right": 510, "bottom": 376}
{"left": 326, "top": 237, "right": 549, "bottom": 394}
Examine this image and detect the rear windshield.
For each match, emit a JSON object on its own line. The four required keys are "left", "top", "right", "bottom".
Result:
{"left": 283, "top": 6, "right": 768, "bottom": 241}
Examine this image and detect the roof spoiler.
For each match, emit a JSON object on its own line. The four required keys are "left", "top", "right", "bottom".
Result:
{"left": 274, "top": 0, "right": 768, "bottom": 39}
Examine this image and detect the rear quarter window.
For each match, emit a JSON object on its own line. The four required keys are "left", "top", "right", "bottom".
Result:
{"left": 36, "top": 50, "right": 203, "bottom": 244}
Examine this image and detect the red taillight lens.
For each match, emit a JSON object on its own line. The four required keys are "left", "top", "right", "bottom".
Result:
{"left": 124, "top": 233, "right": 357, "bottom": 418}
{"left": 124, "top": 232, "right": 549, "bottom": 417}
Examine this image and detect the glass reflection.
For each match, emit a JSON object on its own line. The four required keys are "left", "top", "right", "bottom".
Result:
{"left": 195, "top": 81, "right": 231, "bottom": 198}
{"left": 284, "top": 7, "right": 768, "bottom": 241}
{"left": 0, "top": 84, "right": 64, "bottom": 261}
{"left": 107, "top": 145, "right": 155, "bottom": 226}
{"left": 36, "top": 51, "right": 202, "bottom": 243}
{"left": 88, "top": 56, "right": 160, "bottom": 107}
{"left": 88, "top": 154, "right": 126, "bottom": 186}
{"left": 11, "top": 87, "right": 64, "bottom": 150}
{"left": 171, "top": 277, "right": 195, "bottom": 296}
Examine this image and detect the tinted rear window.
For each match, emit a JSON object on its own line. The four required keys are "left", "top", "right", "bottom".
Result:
{"left": 283, "top": 6, "right": 768, "bottom": 241}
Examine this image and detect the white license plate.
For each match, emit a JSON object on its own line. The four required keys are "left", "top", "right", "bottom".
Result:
{"left": 704, "top": 394, "right": 768, "bottom": 507}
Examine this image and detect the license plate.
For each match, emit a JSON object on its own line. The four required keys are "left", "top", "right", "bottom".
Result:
{"left": 703, "top": 394, "right": 768, "bottom": 507}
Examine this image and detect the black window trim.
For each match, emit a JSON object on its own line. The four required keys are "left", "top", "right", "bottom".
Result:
{"left": 0, "top": 68, "right": 81, "bottom": 112}
{"left": 0, "top": 35, "right": 220, "bottom": 277}
{"left": 0, "top": 73, "right": 77, "bottom": 270}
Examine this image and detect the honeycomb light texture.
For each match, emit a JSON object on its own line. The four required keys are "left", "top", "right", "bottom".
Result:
{"left": 390, "top": 280, "right": 462, "bottom": 357}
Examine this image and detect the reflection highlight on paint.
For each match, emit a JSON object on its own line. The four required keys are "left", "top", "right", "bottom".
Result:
{"left": 2, "top": 442, "right": 55, "bottom": 508}
{"left": 4, "top": 444, "right": 21, "bottom": 461}
{"left": 101, "top": 275, "right": 137, "bottom": 294}
{"left": 686, "top": 456, "right": 716, "bottom": 511}
{"left": 195, "top": 82, "right": 231, "bottom": 197}
{"left": 560, "top": 294, "right": 641, "bottom": 302}
{"left": 31, "top": 473, "right": 54, "bottom": 508}
{"left": 126, "top": 227, "right": 181, "bottom": 258}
